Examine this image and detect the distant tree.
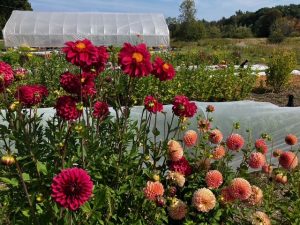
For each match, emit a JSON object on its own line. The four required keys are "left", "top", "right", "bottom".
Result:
{"left": 254, "top": 9, "right": 282, "bottom": 37}
{"left": 179, "top": 0, "right": 196, "bottom": 23}
{"left": 166, "top": 17, "right": 180, "bottom": 38}
{"left": 0, "top": 0, "right": 32, "bottom": 38}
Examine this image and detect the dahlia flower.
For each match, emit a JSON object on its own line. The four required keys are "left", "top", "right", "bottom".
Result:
{"left": 167, "top": 140, "right": 184, "bottom": 162}
{"left": 143, "top": 181, "right": 164, "bottom": 201}
{"left": 198, "top": 119, "right": 211, "bottom": 133}
{"left": 226, "top": 134, "right": 244, "bottom": 151}
{"left": 205, "top": 170, "right": 223, "bottom": 189}
{"left": 168, "top": 198, "right": 187, "bottom": 220}
{"left": 152, "top": 57, "right": 175, "bottom": 81}
{"left": 15, "top": 85, "right": 48, "bottom": 107}
{"left": 118, "top": 43, "right": 152, "bottom": 77}
{"left": 60, "top": 72, "right": 81, "bottom": 94}
{"left": 93, "top": 101, "right": 110, "bottom": 120}
{"left": 248, "top": 152, "right": 266, "bottom": 169}
{"left": 212, "top": 146, "right": 226, "bottom": 160}
{"left": 183, "top": 130, "right": 198, "bottom": 147}
{"left": 172, "top": 95, "right": 197, "bottom": 118}
{"left": 168, "top": 156, "right": 192, "bottom": 176}
{"left": 144, "top": 95, "right": 163, "bottom": 114}
{"left": 206, "top": 105, "right": 215, "bottom": 112}
{"left": 0, "top": 61, "right": 14, "bottom": 92}
{"left": 55, "top": 96, "right": 82, "bottom": 121}
{"left": 220, "top": 186, "right": 235, "bottom": 204}
{"left": 63, "top": 39, "right": 98, "bottom": 67}
{"left": 247, "top": 185, "right": 263, "bottom": 206}
{"left": 192, "top": 188, "right": 216, "bottom": 212}
{"left": 229, "top": 178, "right": 252, "bottom": 200}
{"left": 262, "top": 164, "right": 273, "bottom": 174}
{"left": 209, "top": 129, "right": 223, "bottom": 144}
{"left": 279, "top": 151, "right": 298, "bottom": 170}
{"left": 273, "top": 149, "right": 283, "bottom": 157}
{"left": 51, "top": 167, "right": 93, "bottom": 211}
{"left": 252, "top": 211, "right": 271, "bottom": 225}
{"left": 167, "top": 171, "right": 185, "bottom": 187}
{"left": 275, "top": 173, "right": 288, "bottom": 184}
{"left": 255, "top": 139, "right": 268, "bottom": 154}
{"left": 85, "top": 46, "right": 109, "bottom": 73}
{"left": 285, "top": 134, "right": 298, "bottom": 146}
{"left": 14, "top": 68, "right": 28, "bottom": 80}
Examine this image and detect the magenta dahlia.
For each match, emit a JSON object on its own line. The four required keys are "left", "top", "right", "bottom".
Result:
{"left": 51, "top": 167, "right": 93, "bottom": 211}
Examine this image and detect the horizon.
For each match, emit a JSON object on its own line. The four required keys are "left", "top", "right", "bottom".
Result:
{"left": 29, "top": 0, "right": 300, "bottom": 21}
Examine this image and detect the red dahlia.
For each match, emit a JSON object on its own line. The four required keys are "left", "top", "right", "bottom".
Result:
{"left": 80, "top": 72, "right": 97, "bottom": 99}
{"left": 51, "top": 167, "right": 93, "bottom": 211}
{"left": 152, "top": 57, "right": 175, "bottom": 81}
{"left": 15, "top": 85, "right": 48, "bottom": 107}
{"left": 60, "top": 72, "right": 81, "bottom": 94}
{"left": 93, "top": 101, "right": 110, "bottom": 120}
{"left": 63, "top": 39, "right": 98, "bottom": 68}
{"left": 172, "top": 95, "right": 197, "bottom": 118}
{"left": 255, "top": 139, "right": 268, "bottom": 154}
{"left": 118, "top": 43, "right": 152, "bottom": 77}
{"left": 168, "top": 156, "right": 192, "bottom": 176}
{"left": 85, "top": 46, "right": 109, "bottom": 74}
{"left": 0, "top": 61, "right": 14, "bottom": 92}
{"left": 55, "top": 96, "right": 82, "bottom": 121}
{"left": 144, "top": 95, "right": 163, "bottom": 114}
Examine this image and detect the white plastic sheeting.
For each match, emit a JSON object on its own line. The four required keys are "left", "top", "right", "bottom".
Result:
{"left": 1, "top": 101, "right": 299, "bottom": 168}
{"left": 3, "top": 11, "right": 170, "bottom": 48}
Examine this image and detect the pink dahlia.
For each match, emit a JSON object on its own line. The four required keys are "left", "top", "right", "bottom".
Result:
{"left": 192, "top": 188, "right": 216, "bottom": 212}
{"left": 15, "top": 85, "right": 48, "bottom": 107}
{"left": 206, "top": 105, "right": 215, "bottom": 112}
{"left": 152, "top": 57, "right": 175, "bottom": 81}
{"left": 252, "top": 211, "right": 271, "bottom": 225}
{"left": 93, "top": 101, "right": 110, "bottom": 120}
{"left": 172, "top": 95, "right": 197, "bottom": 118}
{"left": 55, "top": 96, "right": 82, "bottom": 121}
{"left": 168, "top": 156, "right": 192, "bottom": 176}
{"left": 275, "top": 173, "right": 288, "bottom": 184}
{"left": 183, "top": 130, "right": 198, "bottom": 147}
{"left": 167, "top": 140, "right": 183, "bottom": 162}
{"left": 226, "top": 134, "right": 244, "bottom": 151}
{"left": 279, "top": 151, "right": 298, "bottom": 170}
{"left": 143, "top": 181, "right": 164, "bottom": 201}
{"left": 0, "top": 61, "right": 14, "bottom": 92}
{"left": 248, "top": 152, "right": 266, "bottom": 169}
{"left": 209, "top": 129, "right": 223, "bottom": 144}
{"left": 205, "top": 170, "right": 223, "bottom": 189}
{"left": 247, "top": 185, "right": 263, "bottom": 206}
{"left": 198, "top": 119, "right": 211, "bottom": 133}
{"left": 220, "top": 187, "right": 235, "bottom": 204}
{"left": 255, "top": 139, "right": 268, "bottom": 154}
{"left": 144, "top": 95, "right": 163, "bottom": 114}
{"left": 273, "top": 149, "right": 283, "bottom": 157}
{"left": 212, "top": 146, "right": 226, "bottom": 160}
{"left": 118, "top": 43, "right": 152, "bottom": 77}
{"left": 63, "top": 39, "right": 98, "bottom": 67}
{"left": 51, "top": 167, "right": 93, "bottom": 211}
{"left": 168, "top": 198, "right": 187, "bottom": 220}
{"left": 229, "top": 178, "right": 252, "bottom": 200}
{"left": 285, "top": 134, "right": 298, "bottom": 146}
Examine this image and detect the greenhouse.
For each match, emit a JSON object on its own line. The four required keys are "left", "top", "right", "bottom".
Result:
{"left": 2, "top": 11, "right": 170, "bottom": 48}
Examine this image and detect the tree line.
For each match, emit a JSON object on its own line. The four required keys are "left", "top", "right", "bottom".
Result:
{"left": 168, "top": 1, "right": 300, "bottom": 42}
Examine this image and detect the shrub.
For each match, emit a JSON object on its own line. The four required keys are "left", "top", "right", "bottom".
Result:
{"left": 266, "top": 50, "right": 296, "bottom": 92}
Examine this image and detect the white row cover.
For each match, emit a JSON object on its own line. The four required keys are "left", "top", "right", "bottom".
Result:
{"left": 3, "top": 11, "right": 170, "bottom": 48}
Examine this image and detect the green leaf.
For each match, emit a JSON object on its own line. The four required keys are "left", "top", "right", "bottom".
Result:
{"left": 37, "top": 161, "right": 48, "bottom": 175}
{"left": 21, "top": 209, "right": 30, "bottom": 217}
{"left": 22, "top": 173, "right": 30, "bottom": 182}
{"left": 0, "top": 177, "right": 19, "bottom": 187}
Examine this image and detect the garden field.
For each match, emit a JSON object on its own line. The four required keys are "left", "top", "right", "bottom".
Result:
{"left": 0, "top": 38, "right": 300, "bottom": 225}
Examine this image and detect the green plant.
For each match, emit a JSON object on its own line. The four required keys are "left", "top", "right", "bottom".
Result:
{"left": 266, "top": 50, "right": 296, "bottom": 92}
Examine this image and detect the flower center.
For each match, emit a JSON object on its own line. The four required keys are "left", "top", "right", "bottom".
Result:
{"left": 132, "top": 52, "right": 143, "bottom": 63}
{"left": 66, "top": 183, "right": 81, "bottom": 196}
{"left": 76, "top": 42, "right": 86, "bottom": 51}
{"left": 162, "top": 63, "right": 170, "bottom": 72}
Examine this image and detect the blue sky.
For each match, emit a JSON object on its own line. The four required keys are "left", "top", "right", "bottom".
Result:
{"left": 29, "top": 0, "right": 299, "bottom": 21}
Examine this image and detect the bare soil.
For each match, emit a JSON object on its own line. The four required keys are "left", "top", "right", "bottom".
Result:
{"left": 248, "top": 76, "right": 300, "bottom": 107}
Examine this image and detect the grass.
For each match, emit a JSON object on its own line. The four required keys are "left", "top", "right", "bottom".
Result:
{"left": 171, "top": 37, "right": 300, "bottom": 68}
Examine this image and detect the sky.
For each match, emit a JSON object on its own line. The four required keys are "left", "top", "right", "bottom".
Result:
{"left": 29, "top": 0, "right": 300, "bottom": 21}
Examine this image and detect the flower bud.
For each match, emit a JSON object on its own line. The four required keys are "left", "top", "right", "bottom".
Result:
{"left": 1, "top": 155, "right": 15, "bottom": 166}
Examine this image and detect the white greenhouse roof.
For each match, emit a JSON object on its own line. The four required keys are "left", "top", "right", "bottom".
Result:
{"left": 3, "top": 11, "right": 170, "bottom": 48}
